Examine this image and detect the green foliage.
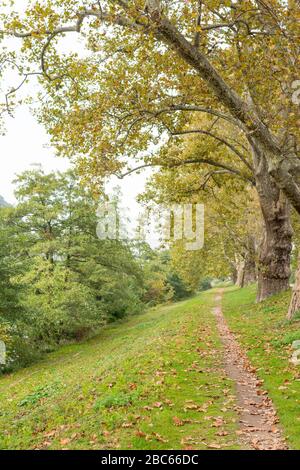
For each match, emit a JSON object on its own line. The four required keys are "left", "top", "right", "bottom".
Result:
{"left": 19, "top": 383, "right": 60, "bottom": 407}
{"left": 199, "top": 278, "right": 212, "bottom": 292}
{"left": 0, "top": 168, "right": 146, "bottom": 372}
{"left": 94, "top": 392, "right": 139, "bottom": 410}
{"left": 138, "top": 246, "right": 192, "bottom": 305}
{"left": 0, "top": 168, "right": 192, "bottom": 373}
{"left": 167, "top": 273, "right": 192, "bottom": 300}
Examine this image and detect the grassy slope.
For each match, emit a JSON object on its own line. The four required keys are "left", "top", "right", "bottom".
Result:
{"left": 222, "top": 285, "right": 300, "bottom": 450}
{"left": 0, "top": 291, "right": 240, "bottom": 450}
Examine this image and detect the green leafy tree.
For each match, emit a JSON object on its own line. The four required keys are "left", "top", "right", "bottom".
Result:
{"left": 2, "top": 0, "right": 299, "bottom": 303}
{"left": 1, "top": 168, "right": 146, "bottom": 370}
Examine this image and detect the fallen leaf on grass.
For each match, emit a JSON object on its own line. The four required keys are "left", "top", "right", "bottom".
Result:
{"left": 184, "top": 404, "right": 198, "bottom": 410}
{"left": 202, "top": 441, "right": 222, "bottom": 449}
{"left": 152, "top": 402, "right": 163, "bottom": 408}
{"left": 165, "top": 399, "right": 174, "bottom": 407}
{"left": 60, "top": 438, "right": 71, "bottom": 446}
{"left": 41, "top": 441, "right": 52, "bottom": 448}
{"left": 152, "top": 432, "right": 168, "bottom": 443}
{"left": 212, "top": 417, "right": 225, "bottom": 428}
{"left": 44, "top": 430, "right": 56, "bottom": 438}
{"left": 173, "top": 416, "right": 184, "bottom": 427}
{"left": 129, "top": 383, "right": 137, "bottom": 390}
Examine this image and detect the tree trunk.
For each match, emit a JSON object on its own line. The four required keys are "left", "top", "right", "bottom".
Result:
{"left": 243, "top": 236, "right": 257, "bottom": 286}
{"left": 235, "top": 258, "right": 245, "bottom": 288}
{"left": 287, "top": 253, "right": 300, "bottom": 320}
{"left": 235, "top": 255, "right": 256, "bottom": 288}
{"left": 230, "top": 264, "right": 237, "bottom": 285}
{"left": 253, "top": 154, "right": 293, "bottom": 302}
{"left": 244, "top": 257, "right": 257, "bottom": 286}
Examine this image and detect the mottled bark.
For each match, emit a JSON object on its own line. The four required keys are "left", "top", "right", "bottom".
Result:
{"left": 235, "top": 249, "right": 256, "bottom": 289}
{"left": 287, "top": 253, "right": 300, "bottom": 320}
{"left": 253, "top": 153, "right": 292, "bottom": 302}
{"left": 244, "top": 258, "right": 257, "bottom": 286}
{"left": 235, "top": 259, "right": 245, "bottom": 288}
{"left": 231, "top": 265, "right": 238, "bottom": 285}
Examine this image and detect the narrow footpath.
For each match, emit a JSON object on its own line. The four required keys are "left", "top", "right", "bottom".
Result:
{"left": 213, "top": 290, "right": 288, "bottom": 450}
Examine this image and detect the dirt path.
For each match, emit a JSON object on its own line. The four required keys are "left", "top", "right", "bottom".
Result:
{"left": 213, "top": 290, "right": 288, "bottom": 450}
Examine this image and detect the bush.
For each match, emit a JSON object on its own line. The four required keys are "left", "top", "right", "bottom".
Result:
{"left": 199, "top": 278, "right": 212, "bottom": 291}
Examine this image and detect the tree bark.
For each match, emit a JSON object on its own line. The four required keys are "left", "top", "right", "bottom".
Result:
{"left": 287, "top": 252, "right": 300, "bottom": 320}
{"left": 235, "top": 252, "right": 256, "bottom": 288}
{"left": 253, "top": 154, "right": 292, "bottom": 302}
{"left": 231, "top": 265, "right": 237, "bottom": 285}
{"left": 244, "top": 257, "right": 257, "bottom": 286}
{"left": 235, "top": 257, "right": 245, "bottom": 288}
{"left": 242, "top": 235, "right": 257, "bottom": 286}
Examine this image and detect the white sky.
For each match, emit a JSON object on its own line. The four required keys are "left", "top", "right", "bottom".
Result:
{"left": 0, "top": 107, "right": 69, "bottom": 204}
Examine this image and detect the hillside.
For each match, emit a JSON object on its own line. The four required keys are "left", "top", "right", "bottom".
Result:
{"left": 1, "top": 286, "right": 300, "bottom": 450}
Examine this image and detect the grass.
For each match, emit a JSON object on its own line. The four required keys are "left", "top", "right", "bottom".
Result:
{"left": 5, "top": 285, "right": 299, "bottom": 450}
{"left": 0, "top": 290, "right": 240, "bottom": 450}
{"left": 222, "top": 284, "right": 300, "bottom": 450}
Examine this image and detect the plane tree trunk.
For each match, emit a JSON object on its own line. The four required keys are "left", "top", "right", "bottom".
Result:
{"left": 235, "top": 258, "right": 245, "bottom": 288}
{"left": 243, "top": 251, "right": 257, "bottom": 286}
{"left": 287, "top": 253, "right": 300, "bottom": 320}
{"left": 253, "top": 153, "right": 292, "bottom": 302}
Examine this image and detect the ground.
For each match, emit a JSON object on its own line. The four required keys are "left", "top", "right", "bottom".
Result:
{"left": 1, "top": 285, "right": 300, "bottom": 450}
{"left": 223, "top": 285, "right": 300, "bottom": 450}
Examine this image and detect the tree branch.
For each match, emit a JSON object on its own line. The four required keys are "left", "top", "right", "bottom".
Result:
{"left": 141, "top": 104, "right": 245, "bottom": 131}
{"left": 116, "top": 158, "right": 255, "bottom": 185}
{"left": 168, "top": 128, "right": 253, "bottom": 173}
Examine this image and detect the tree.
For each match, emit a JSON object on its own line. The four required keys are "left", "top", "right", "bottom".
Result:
{"left": 287, "top": 251, "right": 300, "bottom": 320}
{"left": 1, "top": 1, "right": 299, "bottom": 301}
{"left": 287, "top": 213, "right": 300, "bottom": 319}
{"left": 136, "top": 243, "right": 192, "bottom": 304}
{"left": 142, "top": 152, "right": 261, "bottom": 290}
{"left": 141, "top": 128, "right": 261, "bottom": 288}
{"left": 1, "top": 167, "right": 146, "bottom": 369}
{"left": 0, "top": 206, "right": 23, "bottom": 321}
